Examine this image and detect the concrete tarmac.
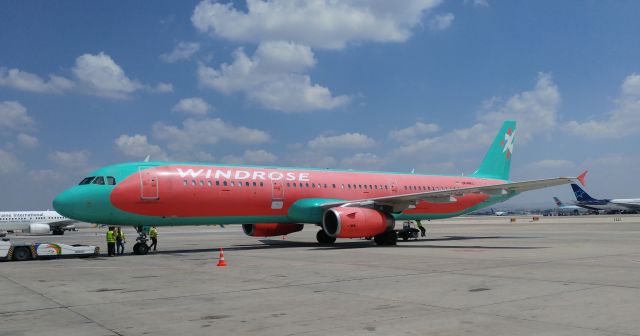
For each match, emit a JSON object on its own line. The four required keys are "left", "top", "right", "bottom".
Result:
{"left": 1, "top": 215, "right": 640, "bottom": 335}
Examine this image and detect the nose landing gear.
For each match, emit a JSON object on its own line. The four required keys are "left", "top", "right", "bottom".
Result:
{"left": 132, "top": 226, "right": 150, "bottom": 255}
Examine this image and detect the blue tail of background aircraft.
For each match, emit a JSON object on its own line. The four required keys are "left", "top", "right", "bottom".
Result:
{"left": 571, "top": 184, "right": 597, "bottom": 202}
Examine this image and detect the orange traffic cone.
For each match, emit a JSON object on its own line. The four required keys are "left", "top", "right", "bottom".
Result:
{"left": 216, "top": 248, "right": 227, "bottom": 267}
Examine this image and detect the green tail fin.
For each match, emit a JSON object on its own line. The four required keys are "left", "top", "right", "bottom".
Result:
{"left": 472, "top": 120, "right": 516, "bottom": 181}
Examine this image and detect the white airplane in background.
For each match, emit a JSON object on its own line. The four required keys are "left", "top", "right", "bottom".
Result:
{"left": 553, "top": 197, "right": 590, "bottom": 215}
{"left": 0, "top": 210, "right": 96, "bottom": 236}
{"left": 491, "top": 208, "right": 508, "bottom": 216}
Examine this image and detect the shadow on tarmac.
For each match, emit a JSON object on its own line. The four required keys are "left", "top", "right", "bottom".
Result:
{"left": 140, "top": 235, "right": 545, "bottom": 255}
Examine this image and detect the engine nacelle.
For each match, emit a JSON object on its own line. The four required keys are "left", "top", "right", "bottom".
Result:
{"left": 29, "top": 223, "right": 51, "bottom": 234}
{"left": 322, "top": 207, "right": 394, "bottom": 238}
{"left": 242, "top": 223, "right": 304, "bottom": 237}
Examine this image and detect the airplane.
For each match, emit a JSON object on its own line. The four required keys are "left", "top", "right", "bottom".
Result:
{"left": 0, "top": 210, "right": 95, "bottom": 236}
{"left": 490, "top": 208, "right": 508, "bottom": 216}
{"left": 552, "top": 197, "right": 590, "bottom": 215}
{"left": 53, "top": 121, "right": 586, "bottom": 255}
{"left": 570, "top": 183, "right": 640, "bottom": 213}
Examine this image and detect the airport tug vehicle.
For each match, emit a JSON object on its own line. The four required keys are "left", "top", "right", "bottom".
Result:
{"left": 0, "top": 239, "right": 99, "bottom": 261}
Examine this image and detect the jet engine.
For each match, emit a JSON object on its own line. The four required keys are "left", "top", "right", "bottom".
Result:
{"left": 29, "top": 223, "right": 51, "bottom": 234}
{"left": 242, "top": 223, "right": 304, "bottom": 237}
{"left": 322, "top": 207, "right": 394, "bottom": 238}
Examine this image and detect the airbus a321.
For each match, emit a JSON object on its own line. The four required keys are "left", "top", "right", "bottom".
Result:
{"left": 53, "top": 121, "right": 586, "bottom": 254}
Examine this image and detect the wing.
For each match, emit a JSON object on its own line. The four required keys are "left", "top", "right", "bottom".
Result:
{"left": 48, "top": 220, "right": 78, "bottom": 229}
{"left": 320, "top": 174, "right": 585, "bottom": 213}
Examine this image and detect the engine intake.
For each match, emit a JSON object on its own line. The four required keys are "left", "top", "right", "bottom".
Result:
{"left": 322, "top": 207, "right": 394, "bottom": 238}
{"left": 242, "top": 223, "right": 304, "bottom": 237}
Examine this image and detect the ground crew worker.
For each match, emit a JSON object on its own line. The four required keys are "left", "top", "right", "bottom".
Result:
{"left": 416, "top": 220, "right": 426, "bottom": 237}
{"left": 149, "top": 226, "right": 158, "bottom": 252}
{"left": 115, "top": 227, "right": 126, "bottom": 255}
{"left": 106, "top": 227, "right": 116, "bottom": 256}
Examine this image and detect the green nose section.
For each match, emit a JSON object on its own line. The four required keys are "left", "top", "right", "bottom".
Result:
{"left": 53, "top": 188, "right": 78, "bottom": 219}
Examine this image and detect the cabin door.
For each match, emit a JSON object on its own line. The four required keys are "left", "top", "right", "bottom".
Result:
{"left": 139, "top": 167, "right": 159, "bottom": 200}
{"left": 271, "top": 180, "right": 284, "bottom": 209}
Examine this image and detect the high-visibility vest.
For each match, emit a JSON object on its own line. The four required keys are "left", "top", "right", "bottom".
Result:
{"left": 116, "top": 231, "right": 125, "bottom": 239}
{"left": 149, "top": 228, "right": 157, "bottom": 238}
{"left": 106, "top": 230, "right": 116, "bottom": 243}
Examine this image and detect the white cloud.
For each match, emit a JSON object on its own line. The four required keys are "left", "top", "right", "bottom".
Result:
{"left": 0, "top": 52, "right": 171, "bottom": 99}
{"left": 17, "top": 133, "right": 38, "bottom": 149}
{"left": 567, "top": 73, "right": 640, "bottom": 139}
{"left": 465, "top": 0, "right": 490, "bottom": 7}
{"left": 0, "top": 149, "right": 23, "bottom": 174}
{"left": 530, "top": 159, "right": 573, "bottom": 169}
{"left": 429, "top": 13, "right": 454, "bottom": 31}
{"left": 114, "top": 134, "right": 168, "bottom": 161}
{"left": 222, "top": 149, "right": 278, "bottom": 165}
{"left": 285, "top": 151, "right": 337, "bottom": 168}
{"left": 0, "top": 67, "right": 74, "bottom": 93}
{"left": 72, "top": 52, "right": 144, "bottom": 99}
{"left": 0, "top": 101, "right": 33, "bottom": 130}
{"left": 171, "top": 97, "right": 212, "bottom": 115}
{"left": 28, "top": 169, "right": 62, "bottom": 181}
{"left": 151, "top": 82, "right": 174, "bottom": 93}
{"left": 48, "top": 150, "right": 91, "bottom": 168}
{"left": 198, "top": 41, "right": 349, "bottom": 112}
{"left": 192, "top": 0, "right": 441, "bottom": 49}
{"left": 160, "top": 41, "right": 201, "bottom": 63}
{"left": 389, "top": 121, "right": 440, "bottom": 142}
{"left": 397, "top": 73, "right": 560, "bottom": 156}
{"left": 308, "top": 133, "right": 375, "bottom": 150}
{"left": 340, "top": 153, "right": 386, "bottom": 169}
{"left": 152, "top": 117, "right": 270, "bottom": 151}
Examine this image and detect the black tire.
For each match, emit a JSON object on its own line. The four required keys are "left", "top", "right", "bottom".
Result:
{"left": 402, "top": 236, "right": 408, "bottom": 241}
{"left": 13, "top": 247, "right": 32, "bottom": 261}
{"left": 374, "top": 231, "right": 398, "bottom": 246}
{"left": 316, "top": 230, "right": 336, "bottom": 244}
{"left": 573, "top": 210, "right": 579, "bottom": 216}
{"left": 133, "top": 243, "right": 149, "bottom": 255}
{"left": 52, "top": 229, "right": 64, "bottom": 235}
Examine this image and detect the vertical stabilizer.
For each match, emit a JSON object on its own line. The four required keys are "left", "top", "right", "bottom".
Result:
{"left": 472, "top": 121, "right": 516, "bottom": 181}
{"left": 553, "top": 197, "right": 564, "bottom": 207}
{"left": 571, "top": 184, "right": 597, "bottom": 202}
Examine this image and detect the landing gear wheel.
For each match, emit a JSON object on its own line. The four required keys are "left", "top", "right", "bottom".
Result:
{"left": 133, "top": 243, "right": 149, "bottom": 255}
{"left": 316, "top": 230, "right": 336, "bottom": 244}
{"left": 52, "top": 229, "right": 64, "bottom": 235}
{"left": 374, "top": 231, "right": 397, "bottom": 246}
{"left": 13, "top": 247, "right": 32, "bottom": 261}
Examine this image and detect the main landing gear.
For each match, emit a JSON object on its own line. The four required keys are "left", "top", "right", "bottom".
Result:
{"left": 374, "top": 230, "right": 397, "bottom": 246}
{"left": 133, "top": 226, "right": 150, "bottom": 255}
{"left": 316, "top": 230, "right": 336, "bottom": 244}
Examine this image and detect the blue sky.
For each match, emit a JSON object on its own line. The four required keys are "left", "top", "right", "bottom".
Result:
{"left": 1, "top": 0, "right": 640, "bottom": 210}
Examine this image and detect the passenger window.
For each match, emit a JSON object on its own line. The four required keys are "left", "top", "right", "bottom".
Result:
{"left": 207, "top": 181, "right": 212, "bottom": 187}
{"left": 253, "top": 181, "right": 257, "bottom": 187}
{"left": 306, "top": 183, "right": 309, "bottom": 188}
{"left": 223, "top": 181, "right": 228, "bottom": 186}
{"left": 260, "top": 182, "right": 264, "bottom": 187}
{"left": 293, "top": 182, "right": 297, "bottom": 187}
{"left": 106, "top": 176, "right": 116, "bottom": 185}
{"left": 364, "top": 185, "right": 367, "bottom": 189}
{"left": 92, "top": 176, "right": 105, "bottom": 185}
{"left": 230, "top": 181, "right": 235, "bottom": 187}
{"left": 79, "top": 177, "right": 95, "bottom": 185}
{"left": 245, "top": 181, "right": 249, "bottom": 186}
{"left": 287, "top": 183, "right": 291, "bottom": 187}
{"left": 183, "top": 180, "right": 188, "bottom": 186}
{"left": 199, "top": 180, "right": 205, "bottom": 186}
{"left": 216, "top": 180, "right": 220, "bottom": 186}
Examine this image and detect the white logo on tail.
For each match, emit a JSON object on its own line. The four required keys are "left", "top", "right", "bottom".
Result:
{"left": 501, "top": 128, "right": 515, "bottom": 159}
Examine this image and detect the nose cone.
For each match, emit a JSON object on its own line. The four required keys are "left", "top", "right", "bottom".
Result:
{"left": 53, "top": 188, "right": 78, "bottom": 219}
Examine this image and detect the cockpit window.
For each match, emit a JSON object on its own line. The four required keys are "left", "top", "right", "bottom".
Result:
{"left": 106, "top": 176, "right": 116, "bottom": 185}
{"left": 79, "top": 177, "right": 95, "bottom": 185}
{"left": 92, "top": 176, "right": 105, "bottom": 185}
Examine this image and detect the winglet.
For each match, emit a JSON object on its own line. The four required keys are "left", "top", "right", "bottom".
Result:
{"left": 577, "top": 170, "right": 588, "bottom": 186}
